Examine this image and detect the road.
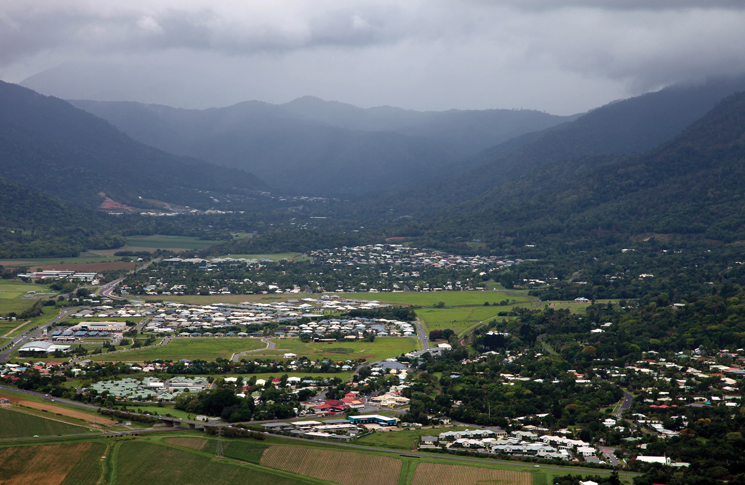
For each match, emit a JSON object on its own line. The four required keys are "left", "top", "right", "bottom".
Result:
{"left": 97, "top": 258, "right": 160, "bottom": 301}
{"left": 231, "top": 338, "right": 281, "bottom": 362}
{"left": 413, "top": 318, "right": 430, "bottom": 350}
{"left": 616, "top": 391, "right": 633, "bottom": 418}
{"left": 0, "top": 307, "right": 80, "bottom": 363}
{"left": 601, "top": 447, "right": 622, "bottom": 467}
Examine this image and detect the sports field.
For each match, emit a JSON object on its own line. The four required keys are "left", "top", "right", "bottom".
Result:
{"left": 346, "top": 290, "right": 531, "bottom": 307}
{"left": 0, "top": 407, "right": 90, "bottom": 438}
{"left": 93, "top": 337, "right": 266, "bottom": 362}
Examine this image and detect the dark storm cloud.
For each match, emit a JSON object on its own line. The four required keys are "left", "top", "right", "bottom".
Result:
{"left": 2, "top": 1, "right": 745, "bottom": 113}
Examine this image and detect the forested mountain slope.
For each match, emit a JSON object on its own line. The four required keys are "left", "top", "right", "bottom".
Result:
{"left": 0, "top": 177, "right": 123, "bottom": 258}
{"left": 418, "top": 90, "right": 745, "bottom": 249}
{"left": 368, "top": 76, "right": 745, "bottom": 217}
{"left": 69, "top": 97, "right": 570, "bottom": 196}
{"left": 0, "top": 81, "right": 267, "bottom": 209}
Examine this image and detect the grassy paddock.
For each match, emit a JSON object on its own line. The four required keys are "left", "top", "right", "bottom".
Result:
{"left": 92, "top": 337, "right": 266, "bottom": 362}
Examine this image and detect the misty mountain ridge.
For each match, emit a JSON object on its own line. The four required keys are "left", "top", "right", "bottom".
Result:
{"left": 0, "top": 81, "right": 268, "bottom": 210}
{"left": 68, "top": 96, "right": 572, "bottom": 196}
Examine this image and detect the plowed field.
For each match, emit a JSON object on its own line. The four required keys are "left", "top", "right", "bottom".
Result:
{"left": 412, "top": 463, "right": 533, "bottom": 485}
{"left": 261, "top": 445, "right": 402, "bottom": 485}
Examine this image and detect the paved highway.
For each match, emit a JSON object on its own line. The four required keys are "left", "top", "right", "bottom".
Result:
{"left": 616, "top": 391, "right": 633, "bottom": 418}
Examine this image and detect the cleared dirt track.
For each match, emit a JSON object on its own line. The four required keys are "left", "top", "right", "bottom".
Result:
{"left": 0, "top": 394, "right": 115, "bottom": 425}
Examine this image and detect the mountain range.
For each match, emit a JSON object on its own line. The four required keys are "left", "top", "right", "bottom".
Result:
{"left": 67, "top": 97, "right": 571, "bottom": 196}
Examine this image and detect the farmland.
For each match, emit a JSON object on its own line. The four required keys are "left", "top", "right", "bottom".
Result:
{"left": 93, "top": 338, "right": 266, "bottom": 362}
{"left": 411, "top": 463, "right": 532, "bottom": 485}
{"left": 0, "top": 442, "right": 96, "bottom": 485}
{"left": 0, "top": 407, "right": 90, "bottom": 438}
{"left": 163, "top": 437, "right": 208, "bottom": 450}
{"left": 260, "top": 445, "right": 402, "bottom": 485}
{"left": 115, "top": 441, "right": 321, "bottom": 485}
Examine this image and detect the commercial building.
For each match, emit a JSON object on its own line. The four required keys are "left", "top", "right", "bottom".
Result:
{"left": 347, "top": 415, "right": 398, "bottom": 426}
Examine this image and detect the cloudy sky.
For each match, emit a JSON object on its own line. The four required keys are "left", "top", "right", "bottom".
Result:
{"left": 2, "top": 0, "right": 745, "bottom": 114}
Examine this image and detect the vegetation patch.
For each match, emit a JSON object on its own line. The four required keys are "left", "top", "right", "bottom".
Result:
{"left": 260, "top": 445, "right": 402, "bottom": 485}
{"left": 0, "top": 442, "right": 93, "bottom": 485}
{"left": 412, "top": 463, "right": 532, "bottom": 485}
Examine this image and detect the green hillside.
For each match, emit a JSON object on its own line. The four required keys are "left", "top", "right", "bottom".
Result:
{"left": 417, "top": 91, "right": 745, "bottom": 249}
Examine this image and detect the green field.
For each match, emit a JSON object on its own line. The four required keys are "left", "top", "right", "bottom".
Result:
{"left": 93, "top": 338, "right": 266, "bottom": 362}
{"left": 355, "top": 426, "right": 472, "bottom": 451}
{"left": 126, "top": 235, "right": 222, "bottom": 250}
{"left": 0, "top": 407, "right": 90, "bottom": 438}
{"left": 417, "top": 305, "right": 520, "bottom": 334}
{"left": 114, "top": 441, "right": 321, "bottom": 484}
{"left": 252, "top": 337, "right": 420, "bottom": 362}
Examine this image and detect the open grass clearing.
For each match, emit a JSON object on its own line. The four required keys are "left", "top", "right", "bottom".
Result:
{"left": 250, "top": 337, "right": 419, "bottom": 362}
{"left": 261, "top": 445, "right": 402, "bottom": 485}
{"left": 92, "top": 337, "right": 266, "bottom": 362}
{"left": 0, "top": 407, "right": 90, "bottom": 438}
{"left": 354, "top": 426, "right": 473, "bottom": 451}
{"left": 417, "top": 305, "right": 521, "bottom": 333}
{"left": 342, "top": 290, "right": 532, "bottom": 308}
{"left": 115, "top": 441, "right": 321, "bottom": 485}
{"left": 543, "top": 299, "right": 621, "bottom": 315}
